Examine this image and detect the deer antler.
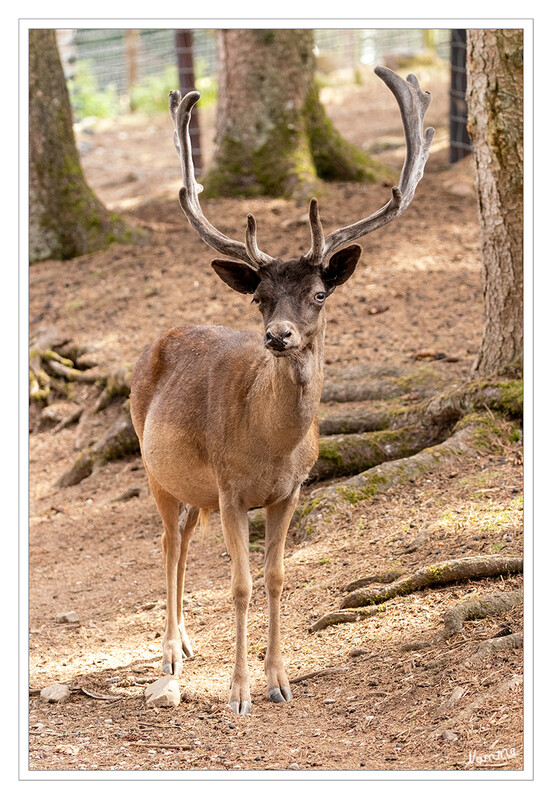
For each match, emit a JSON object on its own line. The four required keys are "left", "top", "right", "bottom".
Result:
{"left": 169, "top": 90, "right": 272, "bottom": 269}
{"left": 306, "top": 66, "right": 435, "bottom": 264}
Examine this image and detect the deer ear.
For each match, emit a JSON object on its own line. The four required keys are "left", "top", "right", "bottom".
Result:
{"left": 322, "top": 244, "right": 362, "bottom": 287}
{"left": 211, "top": 259, "right": 261, "bottom": 294}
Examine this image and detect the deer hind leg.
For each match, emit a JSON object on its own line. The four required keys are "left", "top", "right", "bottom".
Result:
{"left": 219, "top": 499, "right": 252, "bottom": 714}
{"left": 263, "top": 488, "right": 300, "bottom": 703}
{"left": 146, "top": 468, "right": 192, "bottom": 676}
{"left": 177, "top": 504, "right": 199, "bottom": 658}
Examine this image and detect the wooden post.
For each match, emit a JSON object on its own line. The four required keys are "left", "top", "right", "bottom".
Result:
{"left": 124, "top": 29, "right": 140, "bottom": 112}
{"left": 449, "top": 29, "right": 472, "bottom": 163}
{"left": 175, "top": 29, "right": 202, "bottom": 173}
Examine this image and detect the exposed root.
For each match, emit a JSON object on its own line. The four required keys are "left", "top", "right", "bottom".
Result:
{"left": 466, "top": 631, "right": 523, "bottom": 664}
{"left": 443, "top": 589, "right": 523, "bottom": 637}
{"left": 289, "top": 666, "right": 349, "bottom": 684}
{"left": 319, "top": 377, "right": 522, "bottom": 437}
{"left": 344, "top": 568, "right": 405, "bottom": 593}
{"left": 431, "top": 673, "right": 522, "bottom": 734}
{"left": 341, "top": 556, "right": 522, "bottom": 609}
{"left": 45, "top": 358, "right": 100, "bottom": 384}
{"left": 320, "top": 364, "right": 446, "bottom": 404}
{"left": 296, "top": 416, "right": 495, "bottom": 541}
{"left": 29, "top": 336, "right": 107, "bottom": 405}
{"left": 309, "top": 604, "right": 388, "bottom": 632}
{"left": 91, "top": 365, "right": 132, "bottom": 413}
{"left": 57, "top": 404, "right": 139, "bottom": 487}
{"left": 312, "top": 423, "right": 442, "bottom": 482}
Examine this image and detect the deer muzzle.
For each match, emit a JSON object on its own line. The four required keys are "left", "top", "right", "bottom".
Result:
{"left": 264, "top": 322, "right": 300, "bottom": 354}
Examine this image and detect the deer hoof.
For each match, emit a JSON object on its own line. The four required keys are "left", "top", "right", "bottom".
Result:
{"left": 229, "top": 700, "right": 251, "bottom": 715}
{"left": 162, "top": 660, "right": 183, "bottom": 676}
{"left": 268, "top": 686, "right": 293, "bottom": 703}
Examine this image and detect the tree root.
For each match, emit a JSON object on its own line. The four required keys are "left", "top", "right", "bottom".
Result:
{"left": 467, "top": 631, "right": 523, "bottom": 664}
{"left": 312, "top": 423, "right": 443, "bottom": 482}
{"left": 320, "top": 363, "right": 446, "bottom": 404}
{"left": 344, "top": 568, "right": 405, "bottom": 593}
{"left": 321, "top": 378, "right": 407, "bottom": 404}
{"left": 309, "top": 557, "right": 522, "bottom": 632}
{"left": 289, "top": 666, "right": 349, "bottom": 684}
{"left": 431, "top": 673, "right": 522, "bottom": 734}
{"left": 319, "top": 377, "right": 522, "bottom": 437}
{"left": 29, "top": 338, "right": 107, "bottom": 405}
{"left": 341, "top": 556, "right": 522, "bottom": 609}
{"left": 309, "top": 604, "right": 388, "bottom": 632}
{"left": 443, "top": 589, "right": 523, "bottom": 637}
{"left": 57, "top": 404, "right": 139, "bottom": 487}
{"left": 296, "top": 416, "right": 494, "bottom": 541}
{"left": 91, "top": 365, "right": 132, "bottom": 413}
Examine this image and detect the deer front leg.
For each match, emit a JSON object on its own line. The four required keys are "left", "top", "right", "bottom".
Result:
{"left": 176, "top": 504, "right": 199, "bottom": 658}
{"left": 264, "top": 488, "right": 300, "bottom": 703}
{"left": 219, "top": 499, "right": 252, "bottom": 714}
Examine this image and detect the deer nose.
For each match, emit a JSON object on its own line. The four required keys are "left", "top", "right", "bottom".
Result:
{"left": 265, "top": 323, "right": 295, "bottom": 351}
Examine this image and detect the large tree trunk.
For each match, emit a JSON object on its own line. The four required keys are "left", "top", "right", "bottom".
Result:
{"left": 29, "top": 29, "right": 130, "bottom": 262}
{"left": 203, "top": 29, "right": 389, "bottom": 200}
{"left": 466, "top": 29, "right": 523, "bottom": 377}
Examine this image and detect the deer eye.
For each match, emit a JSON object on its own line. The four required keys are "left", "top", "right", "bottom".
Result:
{"left": 251, "top": 297, "right": 260, "bottom": 305}
{"left": 314, "top": 292, "right": 326, "bottom": 303}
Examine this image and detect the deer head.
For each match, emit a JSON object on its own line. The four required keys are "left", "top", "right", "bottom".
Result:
{"left": 169, "top": 67, "right": 434, "bottom": 357}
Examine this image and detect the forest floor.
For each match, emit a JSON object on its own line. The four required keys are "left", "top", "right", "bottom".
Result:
{"left": 27, "top": 65, "right": 524, "bottom": 774}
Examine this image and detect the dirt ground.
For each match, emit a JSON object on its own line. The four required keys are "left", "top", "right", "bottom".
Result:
{"left": 27, "top": 67, "right": 524, "bottom": 774}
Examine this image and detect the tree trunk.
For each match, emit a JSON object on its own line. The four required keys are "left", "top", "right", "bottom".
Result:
{"left": 466, "top": 29, "right": 523, "bottom": 377}
{"left": 203, "top": 29, "right": 389, "bottom": 200}
{"left": 29, "top": 29, "right": 130, "bottom": 262}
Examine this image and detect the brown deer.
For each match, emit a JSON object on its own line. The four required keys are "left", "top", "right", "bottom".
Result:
{"left": 130, "top": 67, "right": 433, "bottom": 714}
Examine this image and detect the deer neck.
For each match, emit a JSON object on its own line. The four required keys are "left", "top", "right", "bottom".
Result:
{"left": 253, "top": 320, "right": 325, "bottom": 448}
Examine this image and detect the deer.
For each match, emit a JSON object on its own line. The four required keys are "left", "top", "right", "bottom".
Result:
{"left": 129, "top": 66, "right": 434, "bottom": 714}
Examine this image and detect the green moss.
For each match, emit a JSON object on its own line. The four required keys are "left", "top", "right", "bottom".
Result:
{"left": 317, "top": 439, "right": 346, "bottom": 468}
{"left": 509, "top": 426, "right": 521, "bottom": 443}
{"left": 304, "top": 82, "right": 395, "bottom": 183}
{"left": 497, "top": 379, "right": 523, "bottom": 418}
{"left": 395, "top": 578, "right": 415, "bottom": 596}
{"left": 425, "top": 564, "right": 445, "bottom": 581}
{"left": 299, "top": 496, "right": 323, "bottom": 519}
{"left": 253, "top": 116, "right": 319, "bottom": 198}
{"left": 395, "top": 365, "right": 443, "bottom": 395}
{"left": 336, "top": 472, "right": 389, "bottom": 505}
{"left": 43, "top": 349, "right": 74, "bottom": 368}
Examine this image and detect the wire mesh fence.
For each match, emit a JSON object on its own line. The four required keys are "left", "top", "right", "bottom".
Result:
{"left": 58, "top": 28, "right": 451, "bottom": 98}
{"left": 56, "top": 27, "right": 469, "bottom": 163}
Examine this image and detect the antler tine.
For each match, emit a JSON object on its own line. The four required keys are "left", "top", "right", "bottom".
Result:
{"left": 321, "top": 66, "right": 435, "bottom": 261}
{"left": 305, "top": 198, "right": 325, "bottom": 264}
{"left": 245, "top": 215, "right": 273, "bottom": 268}
{"left": 170, "top": 90, "right": 270, "bottom": 269}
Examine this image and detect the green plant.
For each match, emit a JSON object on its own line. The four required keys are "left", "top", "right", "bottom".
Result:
{"left": 129, "top": 66, "right": 179, "bottom": 113}
{"left": 67, "top": 61, "right": 120, "bottom": 120}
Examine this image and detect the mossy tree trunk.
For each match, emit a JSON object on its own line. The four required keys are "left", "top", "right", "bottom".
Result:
{"left": 466, "top": 29, "right": 523, "bottom": 377}
{"left": 203, "top": 29, "right": 389, "bottom": 200}
{"left": 29, "top": 29, "right": 130, "bottom": 262}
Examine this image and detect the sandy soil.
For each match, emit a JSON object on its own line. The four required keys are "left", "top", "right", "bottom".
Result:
{"left": 27, "top": 67, "right": 523, "bottom": 774}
